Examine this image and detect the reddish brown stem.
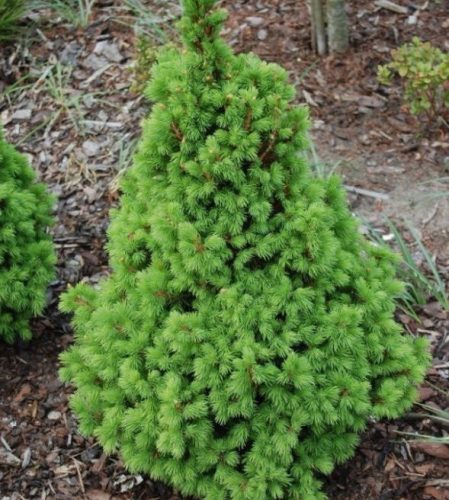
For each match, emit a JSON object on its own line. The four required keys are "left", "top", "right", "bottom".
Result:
{"left": 171, "top": 123, "right": 184, "bottom": 142}
{"left": 244, "top": 107, "right": 253, "bottom": 131}
{"left": 260, "top": 133, "right": 278, "bottom": 164}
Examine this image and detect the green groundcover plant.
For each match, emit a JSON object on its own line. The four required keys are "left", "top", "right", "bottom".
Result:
{"left": 0, "top": 0, "right": 25, "bottom": 41}
{"left": 378, "top": 37, "right": 449, "bottom": 124}
{"left": 60, "top": 1, "right": 429, "bottom": 498}
{"left": 0, "top": 128, "right": 55, "bottom": 343}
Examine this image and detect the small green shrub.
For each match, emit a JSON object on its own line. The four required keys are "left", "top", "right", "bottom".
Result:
{"left": 0, "top": 128, "right": 55, "bottom": 343}
{"left": 0, "top": 0, "right": 25, "bottom": 41}
{"left": 378, "top": 37, "right": 449, "bottom": 124}
{"left": 60, "top": 1, "right": 429, "bottom": 498}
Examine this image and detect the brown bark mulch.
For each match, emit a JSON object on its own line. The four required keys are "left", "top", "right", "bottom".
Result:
{"left": 1, "top": 0, "right": 449, "bottom": 498}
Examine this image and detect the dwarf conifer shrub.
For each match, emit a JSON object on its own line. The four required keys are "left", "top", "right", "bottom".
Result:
{"left": 60, "top": 1, "right": 429, "bottom": 498}
{"left": 0, "top": 128, "right": 55, "bottom": 343}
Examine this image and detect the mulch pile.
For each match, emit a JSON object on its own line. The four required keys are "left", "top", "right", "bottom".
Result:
{"left": 1, "top": 0, "right": 449, "bottom": 498}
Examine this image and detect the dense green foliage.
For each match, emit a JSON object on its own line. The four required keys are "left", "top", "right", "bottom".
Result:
{"left": 60, "top": 1, "right": 429, "bottom": 498}
{"left": 378, "top": 37, "right": 449, "bottom": 123}
{"left": 0, "top": 129, "right": 55, "bottom": 343}
{"left": 0, "top": 0, "right": 25, "bottom": 40}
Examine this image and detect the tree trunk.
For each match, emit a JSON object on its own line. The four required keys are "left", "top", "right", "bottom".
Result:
{"left": 310, "top": 0, "right": 349, "bottom": 55}
{"left": 310, "top": 0, "right": 327, "bottom": 56}
{"left": 326, "top": 0, "right": 349, "bottom": 53}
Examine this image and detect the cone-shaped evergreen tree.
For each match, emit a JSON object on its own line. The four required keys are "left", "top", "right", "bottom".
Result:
{"left": 60, "top": 1, "right": 429, "bottom": 498}
{"left": 0, "top": 128, "right": 55, "bottom": 343}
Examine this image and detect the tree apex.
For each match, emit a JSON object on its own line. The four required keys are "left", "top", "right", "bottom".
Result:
{"left": 182, "top": 0, "right": 218, "bottom": 16}
{"left": 179, "top": 0, "right": 228, "bottom": 55}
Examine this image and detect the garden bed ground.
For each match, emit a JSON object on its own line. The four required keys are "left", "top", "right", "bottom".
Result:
{"left": 1, "top": 0, "right": 449, "bottom": 498}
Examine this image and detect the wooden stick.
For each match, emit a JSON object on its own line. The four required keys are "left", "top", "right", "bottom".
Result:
{"left": 344, "top": 185, "right": 390, "bottom": 201}
{"left": 374, "top": 0, "right": 408, "bottom": 15}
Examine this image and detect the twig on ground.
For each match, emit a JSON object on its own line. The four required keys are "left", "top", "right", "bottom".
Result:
{"left": 434, "top": 362, "right": 449, "bottom": 369}
{"left": 406, "top": 412, "right": 449, "bottom": 429}
{"left": 344, "top": 184, "right": 390, "bottom": 200}
{"left": 374, "top": 0, "right": 409, "bottom": 14}
{"left": 72, "top": 458, "right": 86, "bottom": 495}
{"left": 422, "top": 203, "right": 439, "bottom": 226}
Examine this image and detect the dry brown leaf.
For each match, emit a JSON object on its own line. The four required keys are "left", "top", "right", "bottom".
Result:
{"left": 412, "top": 443, "right": 449, "bottom": 460}
{"left": 384, "top": 458, "right": 396, "bottom": 472}
{"left": 415, "top": 463, "right": 435, "bottom": 475}
{"left": 92, "top": 453, "right": 107, "bottom": 473}
{"left": 13, "top": 383, "right": 32, "bottom": 403}
{"left": 423, "top": 486, "right": 449, "bottom": 500}
{"left": 419, "top": 386, "right": 437, "bottom": 402}
{"left": 86, "top": 490, "right": 111, "bottom": 500}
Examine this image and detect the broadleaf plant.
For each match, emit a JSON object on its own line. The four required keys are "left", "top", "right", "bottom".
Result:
{"left": 60, "top": 1, "right": 429, "bottom": 498}
{"left": 378, "top": 37, "right": 449, "bottom": 125}
{"left": 0, "top": 128, "right": 55, "bottom": 343}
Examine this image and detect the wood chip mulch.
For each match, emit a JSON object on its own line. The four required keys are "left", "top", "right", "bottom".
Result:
{"left": 1, "top": 0, "right": 449, "bottom": 498}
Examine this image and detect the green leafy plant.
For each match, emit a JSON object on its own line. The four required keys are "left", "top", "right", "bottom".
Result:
{"left": 125, "top": 0, "right": 180, "bottom": 94}
{"left": 125, "top": 0, "right": 179, "bottom": 43}
{"left": 401, "top": 384, "right": 449, "bottom": 444}
{"left": 42, "top": 0, "right": 95, "bottom": 28}
{"left": 0, "top": 0, "right": 25, "bottom": 41}
{"left": 60, "top": 1, "right": 429, "bottom": 498}
{"left": 0, "top": 128, "right": 55, "bottom": 343}
{"left": 307, "top": 141, "right": 341, "bottom": 179}
{"left": 366, "top": 219, "right": 449, "bottom": 317}
{"left": 410, "top": 404, "right": 449, "bottom": 443}
{"left": 16, "top": 62, "right": 111, "bottom": 143}
{"left": 378, "top": 37, "right": 449, "bottom": 126}
{"left": 41, "top": 62, "right": 87, "bottom": 134}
